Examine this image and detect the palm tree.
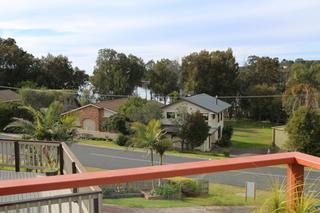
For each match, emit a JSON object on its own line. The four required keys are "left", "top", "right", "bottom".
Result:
{"left": 283, "top": 83, "right": 319, "bottom": 112}
{"left": 5, "top": 101, "right": 75, "bottom": 141}
{"left": 130, "top": 119, "right": 165, "bottom": 166}
{"left": 154, "top": 138, "right": 172, "bottom": 165}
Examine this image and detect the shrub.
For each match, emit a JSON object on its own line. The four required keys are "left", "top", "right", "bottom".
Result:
{"left": 115, "top": 134, "right": 128, "bottom": 146}
{"left": 217, "top": 125, "right": 233, "bottom": 147}
{"left": 103, "top": 114, "right": 130, "bottom": 134}
{"left": 153, "top": 182, "right": 181, "bottom": 199}
{"left": 0, "top": 102, "right": 32, "bottom": 131}
{"left": 169, "top": 177, "right": 201, "bottom": 197}
{"left": 285, "top": 107, "right": 320, "bottom": 156}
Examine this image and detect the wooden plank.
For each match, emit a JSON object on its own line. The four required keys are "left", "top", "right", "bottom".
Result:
{"left": 0, "top": 152, "right": 299, "bottom": 196}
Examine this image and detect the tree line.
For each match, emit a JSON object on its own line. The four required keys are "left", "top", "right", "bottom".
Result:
{"left": 2, "top": 37, "right": 320, "bottom": 123}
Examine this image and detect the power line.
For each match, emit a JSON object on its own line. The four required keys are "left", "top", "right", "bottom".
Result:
{"left": 0, "top": 85, "right": 316, "bottom": 100}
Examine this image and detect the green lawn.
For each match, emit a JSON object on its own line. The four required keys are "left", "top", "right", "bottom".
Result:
{"left": 103, "top": 183, "right": 272, "bottom": 208}
{"left": 79, "top": 119, "right": 276, "bottom": 156}
{"left": 225, "top": 120, "right": 275, "bottom": 149}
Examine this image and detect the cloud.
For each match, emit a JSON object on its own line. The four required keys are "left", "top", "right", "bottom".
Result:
{"left": 1, "top": 0, "right": 320, "bottom": 73}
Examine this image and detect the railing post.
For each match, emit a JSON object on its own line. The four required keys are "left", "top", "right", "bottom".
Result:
{"left": 93, "top": 193, "right": 102, "bottom": 213}
{"left": 14, "top": 141, "right": 20, "bottom": 172}
{"left": 58, "top": 144, "right": 64, "bottom": 175}
{"left": 287, "top": 163, "right": 304, "bottom": 211}
{"left": 72, "top": 162, "right": 78, "bottom": 193}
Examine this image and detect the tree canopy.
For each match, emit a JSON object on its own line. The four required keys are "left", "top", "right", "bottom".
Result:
{"left": 0, "top": 38, "right": 35, "bottom": 87}
{"left": 283, "top": 63, "right": 320, "bottom": 114}
{"left": 0, "top": 37, "right": 88, "bottom": 89}
{"left": 119, "top": 96, "right": 162, "bottom": 124}
{"left": 183, "top": 111, "right": 210, "bottom": 150}
{"left": 182, "top": 48, "right": 239, "bottom": 96}
{"left": 148, "top": 59, "right": 179, "bottom": 104}
{"left": 91, "top": 49, "right": 145, "bottom": 95}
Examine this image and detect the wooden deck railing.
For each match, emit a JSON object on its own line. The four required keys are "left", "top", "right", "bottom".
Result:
{"left": 0, "top": 139, "right": 102, "bottom": 213}
{"left": 0, "top": 148, "right": 319, "bottom": 211}
{"left": 0, "top": 139, "right": 62, "bottom": 173}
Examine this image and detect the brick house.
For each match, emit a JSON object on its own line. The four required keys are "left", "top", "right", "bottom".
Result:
{"left": 62, "top": 98, "right": 128, "bottom": 131}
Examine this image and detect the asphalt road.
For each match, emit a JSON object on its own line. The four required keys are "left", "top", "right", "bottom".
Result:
{"left": 70, "top": 144, "right": 320, "bottom": 190}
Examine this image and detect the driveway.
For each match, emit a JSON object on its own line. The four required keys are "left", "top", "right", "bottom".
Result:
{"left": 102, "top": 205, "right": 255, "bottom": 213}
{"left": 70, "top": 144, "right": 320, "bottom": 190}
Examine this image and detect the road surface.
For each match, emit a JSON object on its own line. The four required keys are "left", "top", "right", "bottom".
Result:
{"left": 70, "top": 144, "right": 320, "bottom": 190}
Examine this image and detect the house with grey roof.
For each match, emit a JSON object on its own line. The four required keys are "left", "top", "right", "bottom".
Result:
{"left": 161, "top": 93, "right": 231, "bottom": 151}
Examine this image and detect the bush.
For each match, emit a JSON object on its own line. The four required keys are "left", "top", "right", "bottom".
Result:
{"left": 153, "top": 182, "right": 181, "bottom": 199}
{"left": 0, "top": 102, "right": 32, "bottom": 131}
{"left": 217, "top": 125, "right": 233, "bottom": 147}
{"left": 103, "top": 114, "right": 130, "bottom": 134}
{"left": 115, "top": 134, "right": 128, "bottom": 146}
{"left": 169, "top": 178, "right": 201, "bottom": 197}
{"left": 286, "top": 107, "right": 320, "bottom": 156}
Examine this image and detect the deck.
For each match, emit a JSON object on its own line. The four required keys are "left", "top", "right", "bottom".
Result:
{"left": 0, "top": 170, "right": 82, "bottom": 213}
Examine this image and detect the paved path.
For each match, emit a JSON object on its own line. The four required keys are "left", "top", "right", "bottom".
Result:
{"left": 70, "top": 144, "right": 320, "bottom": 190}
{"left": 102, "top": 205, "right": 255, "bottom": 213}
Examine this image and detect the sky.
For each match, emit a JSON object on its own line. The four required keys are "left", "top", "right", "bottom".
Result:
{"left": 1, "top": 0, "right": 320, "bottom": 74}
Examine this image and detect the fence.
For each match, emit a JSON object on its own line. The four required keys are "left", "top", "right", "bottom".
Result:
{"left": 0, "top": 139, "right": 102, "bottom": 213}
{"left": 272, "top": 126, "right": 289, "bottom": 148}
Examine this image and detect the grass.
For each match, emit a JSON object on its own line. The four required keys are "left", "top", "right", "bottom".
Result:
{"left": 225, "top": 120, "right": 275, "bottom": 149}
{"left": 103, "top": 183, "right": 273, "bottom": 208}
{"left": 84, "top": 166, "right": 105, "bottom": 172}
{"left": 79, "top": 119, "right": 277, "bottom": 156}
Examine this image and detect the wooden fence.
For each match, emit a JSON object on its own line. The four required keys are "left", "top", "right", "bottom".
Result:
{"left": 0, "top": 139, "right": 102, "bottom": 213}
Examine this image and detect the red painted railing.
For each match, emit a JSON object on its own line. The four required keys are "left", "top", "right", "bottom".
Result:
{"left": 0, "top": 152, "right": 319, "bottom": 211}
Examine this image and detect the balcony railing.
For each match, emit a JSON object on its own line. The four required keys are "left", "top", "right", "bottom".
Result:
{"left": 0, "top": 140, "right": 319, "bottom": 212}
{"left": 0, "top": 139, "right": 102, "bottom": 213}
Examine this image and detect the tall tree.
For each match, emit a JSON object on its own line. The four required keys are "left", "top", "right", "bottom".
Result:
{"left": 91, "top": 49, "right": 145, "bottom": 95}
{"left": 0, "top": 37, "right": 36, "bottom": 87}
{"left": 148, "top": 59, "right": 179, "bottom": 104}
{"left": 239, "top": 56, "right": 281, "bottom": 88}
{"left": 283, "top": 63, "right": 320, "bottom": 114}
{"left": 182, "top": 48, "right": 239, "bottom": 96}
{"left": 238, "top": 56, "right": 285, "bottom": 122}
{"left": 35, "top": 54, "right": 88, "bottom": 89}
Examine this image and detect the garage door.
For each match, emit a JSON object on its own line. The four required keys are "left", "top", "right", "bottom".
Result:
{"left": 83, "top": 119, "right": 96, "bottom": 131}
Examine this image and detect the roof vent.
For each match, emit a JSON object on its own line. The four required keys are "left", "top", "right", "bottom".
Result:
{"left": 216, "top": 95, "right": 218, "bottom": 105}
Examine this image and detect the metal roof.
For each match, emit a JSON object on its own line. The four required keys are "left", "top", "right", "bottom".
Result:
{"left": 182, "top": 93, "right": 231, "bottom": 113}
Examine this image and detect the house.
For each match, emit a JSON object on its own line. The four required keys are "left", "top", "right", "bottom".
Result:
{"left": 62, "top": 98, "right": 128, "bottom": 131}
{"left": 161, "top": 93, "right": 231, "bottom": 152}
{"left": 0, "top": 89, "right": 21, "bottom": 102}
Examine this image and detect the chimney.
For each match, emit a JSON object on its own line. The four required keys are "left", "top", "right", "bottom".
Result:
{"left": 216, "top": 95, "right": 218, "bottom": 105}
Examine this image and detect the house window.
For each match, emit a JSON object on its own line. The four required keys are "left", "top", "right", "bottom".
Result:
{"left": 166, "top": 112, "right": 176, "bottom": 119}
{"left": 212, "top": 114, "right": 216, "bottom": 120}
{"left": 217, "top": 113, "right": 220, "bottom": 122}
{"left": 202, "top": 113, "right": 208, "bottom": 121}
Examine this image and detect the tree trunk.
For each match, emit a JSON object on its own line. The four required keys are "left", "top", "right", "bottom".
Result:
{"left": 159, "top": 154, "right": 163, "bottom": 165}
{"left": 181, "top": 139, "right": 184, "bottom": 152}
{"left": 150, "top": 149, "right": 154, "bottom": 166}
{"left": 150, "top": 148, "right": 155, "bottom": 189}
